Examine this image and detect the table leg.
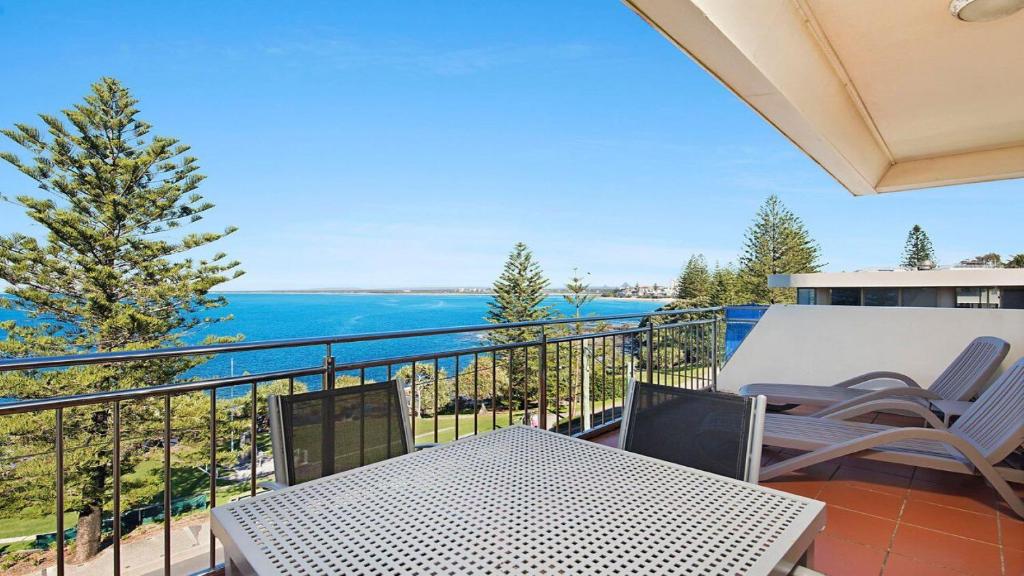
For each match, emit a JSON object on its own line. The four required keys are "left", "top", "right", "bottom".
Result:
{"left": 799, "top": 541, "right": 816, "bottom": 569}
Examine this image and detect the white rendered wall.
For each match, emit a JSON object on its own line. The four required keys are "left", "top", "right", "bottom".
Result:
{"left": 717, "top": 305, "right": 1024, "bottom": 393}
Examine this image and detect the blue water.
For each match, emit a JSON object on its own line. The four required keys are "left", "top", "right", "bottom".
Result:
{"left": 2, "top": 293, "right": 662, "bottom": 396}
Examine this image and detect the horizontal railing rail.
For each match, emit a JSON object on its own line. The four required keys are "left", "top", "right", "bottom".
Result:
{"left": 0, "top": 307, "right": 721, "bottom": 372}
{"left": 0, "top": 366, "right": 326, "bottom": 416}
{"left": 0, "top": 305, "right": 735, "bottom": 576}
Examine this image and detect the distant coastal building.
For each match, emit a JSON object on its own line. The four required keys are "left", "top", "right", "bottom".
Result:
{"left": 769, "top": 267, "right": 1024, "bottom": 309}
{"left": 615, "top": 282, "right": 675, "bottom": 299}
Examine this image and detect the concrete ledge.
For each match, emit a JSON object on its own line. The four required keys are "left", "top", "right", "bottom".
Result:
{"left": 718, "top": 305, "right": 1024, "bottom": 393}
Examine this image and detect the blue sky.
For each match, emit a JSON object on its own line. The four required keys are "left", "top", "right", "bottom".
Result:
{"left": 0, "top": 1, "right": 1020, "bottom": 290}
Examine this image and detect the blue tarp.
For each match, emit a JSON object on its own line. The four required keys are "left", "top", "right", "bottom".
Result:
{"left": 724, "top": 305, "right": 768, "bottom": 361}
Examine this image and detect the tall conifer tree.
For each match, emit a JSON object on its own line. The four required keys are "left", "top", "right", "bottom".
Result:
{"left": 486, "top": 243, "right": 551, "bottom": 343}
{"left": 486, "top": 243, "right": 550, "bottom": 414}
{"left": 738, "top": 195, "right": 822, "bottom": 304}
{"left": 0, "top": 78, "right": 242, "bottom": 561}
{"left": 675, "top": 254, "right": 712, "bottom": 304}
{"left": 563, "top": 268, "right": 596, "bottom": 331}
{"left": 901, "top": 225, "right": 936, "bottom": 268}
{"left": 562, "top": 268, "right": 596, "bottom": 427}
{"left": 709, "top": 263, "right": 745, "bottom": 307}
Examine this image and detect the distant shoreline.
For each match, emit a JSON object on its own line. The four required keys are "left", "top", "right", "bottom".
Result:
{"left": 212, "top": 290, "right": 673, "bottom": 303}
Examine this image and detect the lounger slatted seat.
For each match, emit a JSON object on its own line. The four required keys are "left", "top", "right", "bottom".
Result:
{"left": 764, "top": 416, "right": 971, "bottom": 470}
{"left": 740, "top": 336, "right": 1009, "bottom": 415}
{"left": 760, "top": 358, "right": 1024, "bottom": 518}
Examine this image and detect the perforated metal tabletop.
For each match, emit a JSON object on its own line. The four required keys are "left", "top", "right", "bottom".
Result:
{"left": 212, "top": 426, "right": 825, "bottom": 575}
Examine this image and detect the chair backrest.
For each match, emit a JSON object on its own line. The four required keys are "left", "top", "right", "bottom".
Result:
{"left": 619, "top": 381, "right": 767, "bottom": 483}
{"left": 269, "top": 380, "right": 413, "bottom": 486}
{"left": 929, "top": 336, "right": 1009, "bottom": 401}
{"left": 952, "top": 358, "right": 1024, "bottom": 464}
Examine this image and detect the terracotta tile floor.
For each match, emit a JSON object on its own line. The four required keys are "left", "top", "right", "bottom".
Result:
{"left": 589, "top": 414, "right": 1024, "bottom": 576}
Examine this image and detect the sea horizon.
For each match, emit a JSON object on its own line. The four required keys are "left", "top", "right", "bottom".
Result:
{"left": 1, "top": 292, "right": 666, "bottom": 399}
{"left": 210, "top": 289, "right": 672, "bottom": 301}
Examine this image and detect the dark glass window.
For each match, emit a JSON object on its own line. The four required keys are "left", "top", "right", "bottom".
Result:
{"left": 900, "top": 288, "right": 938, "bottom": 307}
{"left": 797, "top": 288, "right": 816, "bottom": 305}
{"left": 863, "top": 288, "right": 898, "bottom": 306}
{"left": 830, "top": 288, "right": 861, "bottom": 306}
{"left": 1002, "top": 289, "right": 1024, "bottom": 310}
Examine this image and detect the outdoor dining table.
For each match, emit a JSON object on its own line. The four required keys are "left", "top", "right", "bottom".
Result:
{"left": 212, "top": 425, "right": 825, "bottom": 575}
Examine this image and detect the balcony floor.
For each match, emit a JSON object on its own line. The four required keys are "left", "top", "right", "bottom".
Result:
{"left": 590, "top": 413, "right": 1024, "bottom": 576}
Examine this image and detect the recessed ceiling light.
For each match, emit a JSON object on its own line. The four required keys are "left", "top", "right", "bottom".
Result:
{"left": 949, "top": 0, "right": 1024, "bottom": 21}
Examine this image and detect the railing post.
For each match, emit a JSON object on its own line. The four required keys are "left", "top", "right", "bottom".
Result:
{"left": 207, "top": 389, "right": 217, "bottom": 570}
{"left": 113, "top": 401, "right": 122, "bottom": 576}
{"left": 323, "top": 343, "right": 336, "bottom": 390}
{"left": 55, "top": 407, "right": 65, "bottom": 576}
{"left": 711, "top": 317, "right": 719, "bottom": 391}
{"left": 538, "top": 330, "right": 548, "bottom": 430}
{"left": 163, "top": 394, "right": 172, "bottom": 574}
{"left": 646, "top": 322, "right": 654, "bottom": 385}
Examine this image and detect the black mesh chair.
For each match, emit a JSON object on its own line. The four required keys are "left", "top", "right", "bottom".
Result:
{"left": 618, "top": 381, "right": 767, "bottom": 483}
{"left": 268, "top": 380, "right": 425, "bottom": 488}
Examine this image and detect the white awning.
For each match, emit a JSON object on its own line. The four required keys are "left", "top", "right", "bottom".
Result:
{"left": 624, "top": 0, "right": 1024, "bottom": 195}
{"left": 768, "top": 269, "right": 1024, "bottom": 289}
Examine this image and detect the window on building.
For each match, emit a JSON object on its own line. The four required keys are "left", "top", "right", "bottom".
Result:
{"left": 900, "top": 288, "right": 938, "bottom": 307}
{"left": 830, "top": 288, "right": 861, "bottom": 306}
{"left": 1002, "top": 289, "right": 1024, "bottom": 310}
{"left": 797, "top": 288, "right": 816, "bottom": 305}
{"left": 956, "top": 287, "right": 1000, "bottom": 309}
{"left": 863, "top": 288, "right": 898, "bottom": 307}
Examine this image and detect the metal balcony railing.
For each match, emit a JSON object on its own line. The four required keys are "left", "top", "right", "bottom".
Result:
{"left": 0, "top": 306, "right": 727, "bottom": 576}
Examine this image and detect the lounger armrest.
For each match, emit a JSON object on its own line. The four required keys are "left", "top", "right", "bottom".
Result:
{"left": 812, "top": 387, "right": 941, "bottom": 418}
{"left": 258, "top": 481, "right": 288, "bottom": 491}
{"left": 414, "top": 442, "right": 440, "bottom": 450}
{"left": 820, "top": 398, "right": 948, "bottom": 429}
{"left": 833, "top": 371, "right": 920, "bottom": 389}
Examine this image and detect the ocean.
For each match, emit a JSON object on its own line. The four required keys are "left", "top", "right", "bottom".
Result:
{"left": 2, "top": 293, "right": 663, "bottom": 396}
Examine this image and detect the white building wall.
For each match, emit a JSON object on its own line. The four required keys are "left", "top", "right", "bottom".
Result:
{"left": 718, "top": 305, "right": 1024, "bottom": 393}
{"left": 937, "top": 287, "right": 955, "bottom": 308}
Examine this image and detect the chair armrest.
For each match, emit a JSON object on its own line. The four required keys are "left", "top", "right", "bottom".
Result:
{"left": 821, "top": 398, "right": 948, "bottom": 429}
{"left": 414, "top": 443, "right": 440, "bottom": 450}
{"left": 258, "top": 481, "right": 288, "bottom": 491}
{"left": 833, "top": 371, "right": 920, "bottom": 389}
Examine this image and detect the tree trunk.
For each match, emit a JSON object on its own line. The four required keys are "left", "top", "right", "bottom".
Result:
{"left": 582, "top": 343, "right": 592, "bottom": 430}
{"left": 72, "top": 411, "right": 111, "bottom": 564}
{"left": 73, "top": 503, "right": 102, "bottom": 563}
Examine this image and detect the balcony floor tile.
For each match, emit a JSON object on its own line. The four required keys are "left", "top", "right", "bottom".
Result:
{"left": 998, "top": 513, "right": 1024, "bottom": 551}
{"left": 891, "top": 524, "right": 1003, "bottom": 575}
{"left": 1003, "top": 546, "right": 1024, "bottom": 576}
{"left": 882, "top": 553, "right": 974, "bottom": 576}
{"left": 901, "top": 500, "right": 1000, "bottom": 545}
{"left": 817, "top": 483, "right": 905, "bottom": 520}
{"left": 812, "top": 533, "right": 887, "bottom": 576}
{"left": 820, "top": 505, "right": 897, "bottom": 548}
{"left": 588, "top": 422, "right": 1022, "bottom": 576}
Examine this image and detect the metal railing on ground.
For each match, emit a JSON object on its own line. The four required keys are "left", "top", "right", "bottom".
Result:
{"left": 0, "top": 306, "right": 729, "bottom": 576}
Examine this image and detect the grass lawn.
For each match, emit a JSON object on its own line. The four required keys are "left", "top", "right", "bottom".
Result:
{"left": 0, "top": 511, "right": 78, "bottom": 541}
{"left": 1, "top": 449, "right": 260, "bottom": 543}
{"left": 411, "top": 411, "right": 524, "bottom": 444}
{"left": 412, "top": 399, "right": 627, "bottom": 444}
{"left": 648, "top": 366, "right": 716, "bottom": 387}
